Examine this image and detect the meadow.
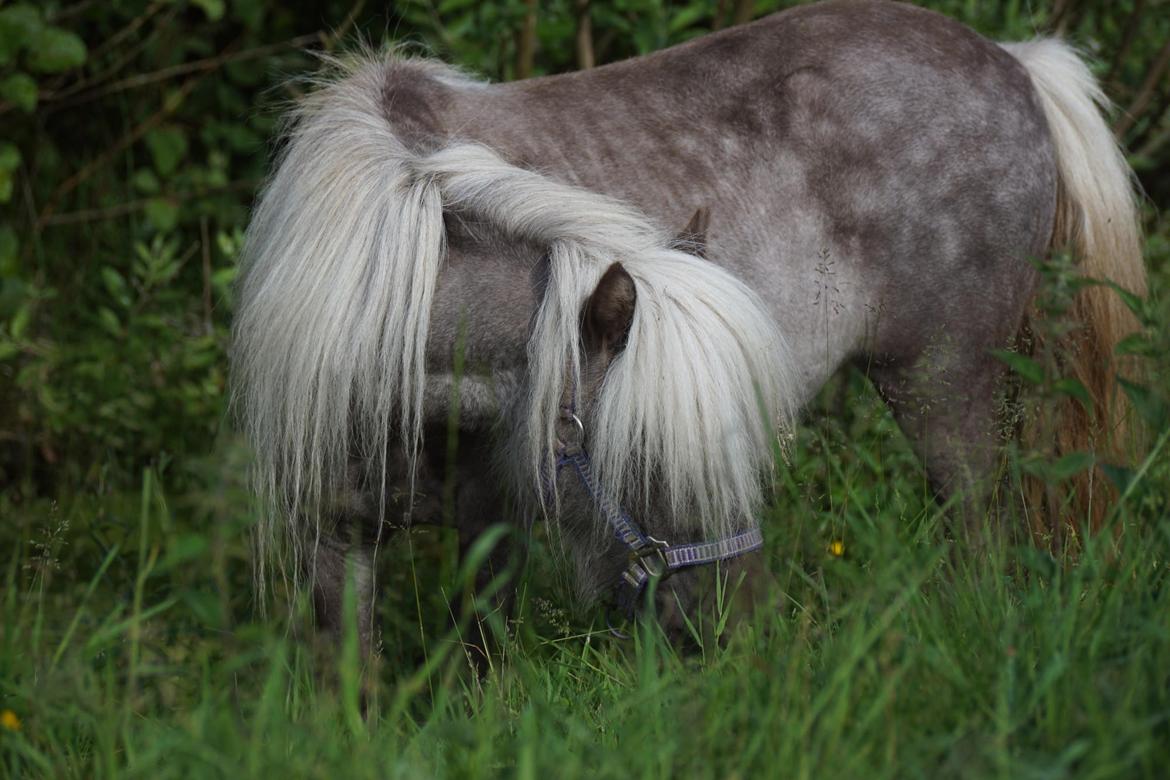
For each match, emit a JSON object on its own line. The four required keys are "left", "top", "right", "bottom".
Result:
{"left": 2, "top": 1, "right": 1169, "bottom": 776}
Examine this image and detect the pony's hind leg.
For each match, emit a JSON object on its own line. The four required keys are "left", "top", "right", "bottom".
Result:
{"left": 865, "top": 341, "right": 1010, "bottom": 541}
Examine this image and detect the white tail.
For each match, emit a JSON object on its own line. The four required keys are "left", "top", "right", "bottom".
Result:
{"left": 1003, "top": 40, "right": 1145, "bottom": 302}
{"left": 1002, "top": 39, "right": 1147, "bottom": 532}
{"left": 232, "top": 58, "right": 448, "bottom": 576}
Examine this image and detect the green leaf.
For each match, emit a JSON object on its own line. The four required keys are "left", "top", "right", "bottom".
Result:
{"left": 0, "top": 224, "right": 17, "bottom": 276}
{"left": 1114, "top": 333, "right": 1149, "bottom": 357}
{"left": 231, "top": 0, "right": 264, "bottom": 30}
{"left": 224, "top": 58, "right": 264, "bottom": 87}
{"left": 0, "top": 143, "right": 20, "bottom": 172}
{"left": 445, "top": 11, "right": 475, "bottom": 40}
{"left": 191, "top": 0, "right": 226, "bottom": 20}
{"left": 27, "top": 26, "right": 86, "bottom": 73}
{"left": 132, "top": 168, "right": 160, "bottom": 195}
{"left": 1100, "top": 463, "right": 1135, "bottom": 493}
{"left": 0, "top": 5, "right": 43, "bottom": 66}
{"left": 100, "top": 268, "right": 131, "bottom": 307}
{"left": 156, "top": 534, "right": 209, "bottom": 573}
{"left": 1052, "top": 378, "right": 1092, "bottom": 414}
{"left": 438, "top": 0, "right": 478, "bottom": 12}
{"left": 97, "top": 306, "right": 120, "bottom": 336}
{"left": 668, "top": 5, "right": 707, "bottom": 33}
{"left": 1118, "top": 378, "right": 1169, "bottom": 431}
{"left": 1098, "top": 279, "right": 1146, "bottom": 319}
{"left": 1045, "top": 451, "right": 1094, "bottom": 481}
{"left": 0, "top": 142, "right": 21, "bottom": 204}
{"left": 162, "top": 87, "right": 189, "bottom": 113}
{"left": 1017, "top": 544, "right": 1057, "bottom": 581}
{"left": 145, "top": 198, "right": 178, "bottom": 232}
{"left": 215, "top": 231, "right": 239, "bottom": 257}
{"left": 991, "top": 349, "right": 1044, "bottom": 385}
{"left": 180, "top": 588, "right": 225, "bottom": 628}
{"left": 0, "top": 5, "right": 41, "bottom": 36}
{"left": 1020, "top": 451, "right": 1094, "bottom": 484}
{"left": 213, "top": 122, "right": 260, "bottom": 153}
{"left": 0, "top": 72, "right": 37, "bottom": 112}
{"left": 9, "top": 302, "right": 30, "bottom": 339}
{"left": 145, "top": 126, "right": 187, "bottom": 176}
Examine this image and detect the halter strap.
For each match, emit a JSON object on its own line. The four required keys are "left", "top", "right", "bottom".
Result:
{"left": 550, "top": 411, "right": 764, "bottom": 615}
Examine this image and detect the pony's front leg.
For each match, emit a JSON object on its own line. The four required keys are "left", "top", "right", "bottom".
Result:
{"left": 422, "top": 426, "right": 524, "bottom": 668}
{"left": 453, "top": 473, "right": 526, "bottom": 670}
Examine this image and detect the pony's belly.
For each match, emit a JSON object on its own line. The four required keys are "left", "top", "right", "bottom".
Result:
{"left": 421, "top": 371, "right": 520, "bottom": 427}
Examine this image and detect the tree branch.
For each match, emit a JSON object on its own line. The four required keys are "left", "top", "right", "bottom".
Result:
{"left": 1105, "top": 0, "right": 1145, "bottom": 92}
{"left": 732, "top": 0, "right": 754, "bottom": 26}
{"left": 1132, "top": 86, "right": 1170, "bottom": 156}
{"left": 1115, "top": 36, "right": 1170, "bottom": 139}
{"left": 516, "top": 0, "right": 538, "bottom": 79}
{"left": 38, "top": 180, "right": 261, "bottom": 228}
{"left": 47, "top": 34, "right": 322, "bottom": 111}
{"left": 34, "top": 76, "right": 204, "bottom": 229}
{"left": 575, "top": 0, "right": 594, "bottom": 70}
{"left": 713, "top": 0, "right": 729, "bottom": 31}
{"left": 1047, "top": 0, "right": 1078, "bottom": 35}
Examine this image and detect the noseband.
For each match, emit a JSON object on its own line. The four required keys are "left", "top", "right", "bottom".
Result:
{"left": 548, "top": 405, "right": 764, "bottom": 616}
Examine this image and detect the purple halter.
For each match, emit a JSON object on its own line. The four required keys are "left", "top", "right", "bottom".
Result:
{"left": 548, "top": 405, "right": 764, "bottom": 616}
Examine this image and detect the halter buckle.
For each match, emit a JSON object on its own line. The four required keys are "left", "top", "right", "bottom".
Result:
{"left": 624, "top": 535, "right": 670, "bottom": 585}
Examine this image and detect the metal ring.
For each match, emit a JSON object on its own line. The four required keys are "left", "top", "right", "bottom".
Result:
{"left": 555, "top": 412, "right": 586, "bottom": 451}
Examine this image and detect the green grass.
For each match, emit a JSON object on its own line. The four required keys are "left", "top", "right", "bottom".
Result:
{"left": 3, "top": 377, "right": 1169, "bottom": 778}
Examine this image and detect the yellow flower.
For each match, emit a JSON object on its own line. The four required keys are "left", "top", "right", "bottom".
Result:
{"left": 828, "top": 540, "right": 845, "bottom": 557}
{"left": 0, "top": 709, "right": 20, "bottom": 732}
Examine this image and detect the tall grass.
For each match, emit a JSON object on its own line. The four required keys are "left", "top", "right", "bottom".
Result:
{"left": 2, "top": 364, "right": 1168, "bottom": 777}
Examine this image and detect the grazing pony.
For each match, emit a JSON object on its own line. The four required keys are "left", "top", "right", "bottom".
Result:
{"left": 232, "top": 0, "right": 1146, "bottom": 655}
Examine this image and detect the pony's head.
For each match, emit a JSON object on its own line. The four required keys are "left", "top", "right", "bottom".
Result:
{"left": 526, "top": 235, "right": 796, "bottom": 624}
{"left": 546, "top": 258, "right": 785, "bottom": 630}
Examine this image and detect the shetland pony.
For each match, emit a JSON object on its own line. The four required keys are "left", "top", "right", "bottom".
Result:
{"left": 232, "top": 0, "right": 1146, "bottom": 655}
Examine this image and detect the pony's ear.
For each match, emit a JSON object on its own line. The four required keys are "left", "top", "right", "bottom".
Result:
{"left": 674, "top": 207, "right": 710, "bottom": 258}
{"left": 583, "top": 262, "right": 637, "bottom": 358}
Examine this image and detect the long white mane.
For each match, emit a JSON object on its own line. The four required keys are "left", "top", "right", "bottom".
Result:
{"left": 233, "top": 54, "right": 798, "bottom": 571}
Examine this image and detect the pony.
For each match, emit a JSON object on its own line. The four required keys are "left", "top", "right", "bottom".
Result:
{"left": 231, "top": 0, "right": 1146, "bottom": 658}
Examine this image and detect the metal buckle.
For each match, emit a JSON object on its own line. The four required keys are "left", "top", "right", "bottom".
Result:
{"left": 625, "top": 535, "right": 670, "bottom": 584}
{"left": 555, "top": 411, "right": 586, "bottom": 454}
